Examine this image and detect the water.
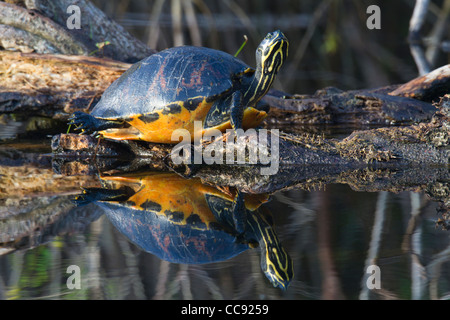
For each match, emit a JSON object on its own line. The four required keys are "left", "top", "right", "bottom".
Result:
{"left": 1, "top": 0, "right": 449, "bottom": 300}
{"left": 0, "top": 139, "right": 449, "bottom": 300}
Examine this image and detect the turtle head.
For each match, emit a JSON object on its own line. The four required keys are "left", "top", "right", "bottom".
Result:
{"left": 247, "top": 209, "right": 294, "bottom": 290}
{"left": 257, "top": 30, "right": 289, "bottom": 75}
{"left": 248, "top": 30, "right": 288, "bottom": 104}
{"left": 259, "top": 228, "right": 294, "bottom": 290}
{"left": 252, "top": 30, "right": 288, "bottom": 99}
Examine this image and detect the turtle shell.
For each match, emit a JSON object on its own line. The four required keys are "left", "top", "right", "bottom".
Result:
{"left": 92, "top": 173, "right": 250, "bottom": 264}
{"left": 100, "top": 202, "right": 248, "bottom": 264}
{"left": 89, "top": 46, "right": 254, "bottom": 142}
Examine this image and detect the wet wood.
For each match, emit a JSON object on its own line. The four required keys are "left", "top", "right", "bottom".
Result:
{"left": 0, "top": 184, "right": 101, "bottom": 253}
{"left": 0, "top": 141, "right": 99, "bottom": 198}
{"left": 51, "top": 133, "right": 170, "bottom": 175}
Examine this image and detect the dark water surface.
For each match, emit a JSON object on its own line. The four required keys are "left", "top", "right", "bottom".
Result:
{"left": 0, "top": 139, "right": 449, "bottom": 300}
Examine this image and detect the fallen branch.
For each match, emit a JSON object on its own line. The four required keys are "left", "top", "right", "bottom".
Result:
{"left": 0, "top": 0, "right": 154, "bottom": 62}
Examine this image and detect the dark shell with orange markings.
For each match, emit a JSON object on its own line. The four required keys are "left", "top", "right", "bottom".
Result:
{"left": 97, "top": 194, "right": 249, "bottom": 264}
{"left": 91, "top": 46, "right": 252, "bottom": 121}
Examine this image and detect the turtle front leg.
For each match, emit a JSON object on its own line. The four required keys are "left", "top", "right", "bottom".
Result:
{"left": 231, "top": 189, "right": 246, "bottom": 234}
{"left": 69, "top": 111, "right": 124, "bottom": 135}
{"left": 230, "top": 91, "right": 244, "bottom": 131}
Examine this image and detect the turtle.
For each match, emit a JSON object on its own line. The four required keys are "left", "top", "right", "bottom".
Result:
{"left": 69, "top": 30, "right": 288, "bottom": 144}
{"left": 74, "top": 172, "right": 294, "bottom": 290}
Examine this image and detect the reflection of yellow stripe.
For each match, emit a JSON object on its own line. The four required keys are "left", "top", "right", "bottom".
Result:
{"left": 250, "top": 213, "right": 292, "bottom": 286}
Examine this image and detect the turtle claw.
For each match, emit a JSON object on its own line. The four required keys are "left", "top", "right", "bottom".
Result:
{"left": 69, "top": 111, "right": 98, "bottom": 134}
{"left": 73, "top": 187, "right": 96, "bottom": 206}
{"left": 89, "top": 131, "right": 100, "bottom": 138}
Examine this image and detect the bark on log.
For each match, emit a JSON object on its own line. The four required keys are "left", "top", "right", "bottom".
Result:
{"left": 263, "top": 86, "right": 437, "bottom": 126}
{"left": 389, "top": 64, "right": 450, "bottom": 101}
{"left": 0, "top": 0, "right": 154, "bottom": 62}
{"left": 264, "top": 64, "right": 450, "bottom": 126}
{"left": 0, "top": 51, "right": 130, "bottom": 118}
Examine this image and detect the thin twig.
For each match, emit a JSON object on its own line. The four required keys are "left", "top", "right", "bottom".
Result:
{"left": 425, "top": 0, "right": 450, "bottom": 65}
{"left": 409, "top": 192, "right": 426, "bottom": 300}
{"left": 285, "top": 0, "right": 332, "bottom": 86}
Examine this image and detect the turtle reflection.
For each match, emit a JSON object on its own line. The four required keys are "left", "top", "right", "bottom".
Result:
{"left": 75, "top": 172, "right": 293, "bottom": 290}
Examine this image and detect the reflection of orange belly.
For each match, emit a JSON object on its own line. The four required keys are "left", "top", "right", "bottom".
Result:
{"left": 99, "top": 101, "right": 267, "bottom": 144}
{"left": 102, "top": 173, "right": 269, "bottom": 228}
{"left": 102, "top": 173, "right": 232, "bottom": 229}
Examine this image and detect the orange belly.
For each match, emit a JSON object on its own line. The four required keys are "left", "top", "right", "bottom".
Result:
{"left": 99, "top": 102, "right": 267, "bottom": 144}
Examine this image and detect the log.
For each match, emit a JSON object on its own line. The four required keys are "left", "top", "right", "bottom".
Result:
{"left": 389, "top": 64, "right": 450, "bottom": 101}
{"left": 263, "top": 85, "right": 438, "bottom": 126}
{"left": 51, "top": 95, "right": 450, "bottom": 188}
{"left": 264, "top": 64, "right": 449, "bottom": 126}
{"left": 0, "top": 49, "right": 447, "bottom": 126}
{"left": 0, "top": 0, "right": 154, "bottom": 62}
{"left": 0, "top": 51, "right": 130, "bottom": 118}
